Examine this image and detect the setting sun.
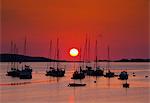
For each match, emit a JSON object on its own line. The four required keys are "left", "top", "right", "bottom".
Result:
{"left": 69, "top": 48, "right": 79, "bottom": 57}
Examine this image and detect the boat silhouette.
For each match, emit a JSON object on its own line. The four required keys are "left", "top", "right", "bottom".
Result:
{"left": 104, "top": 46, "right": 115, "bottom": 78}
{"left": 6, "top": 41, "right": 20, "bottom": 77}
{"left": 71, "top": 67, "right": 85, "bottom": 79}
{"left": 7, "top": 68, "right": 20, "bottom": 77}
{"left": 19, "top": 65, "right": 32, "bottom": 79}
{"left": 68, "top": 83, "right": 86, "bottom": 87}
{"left": 46, "top": 67, "right": 65, "bottom": 77}
{"left": 82, "top": 40, "right": 104, "bottom": 77}
{"left": 45, "top": 38, "right": 65, "bottom": 77}
{"left": 19, "top": 37, "right": 32, "bottom": 79}
{"left": 118, "top": 71, "right": 128, "bottom": 80}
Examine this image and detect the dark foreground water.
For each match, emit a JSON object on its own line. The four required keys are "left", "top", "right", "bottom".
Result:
{"left": 0, "top": 62, "right": 150, "bottom": 103}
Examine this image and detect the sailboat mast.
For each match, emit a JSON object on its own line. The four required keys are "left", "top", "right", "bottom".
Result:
{"left": 88, "top": 38, "right": 90, "bottom": 62}
{"left": 10, "top": 41, "right": 13, "bottom": 54}
{"left": 23, "top": 36, "right": 27, "bottom": 67}
{"left": 10, "top": 41, "right": 13, "bottom": 68}
{"left": 24, "top": 36, "right": 27, "bottom": 56}
{"left": 49, "top": 40, "right": 52, "bottom": 67}
{"left": 95, "top": 40, "right": 98, "bottom": 68}
{"left": 83, "top": 34, "right": 88, "bottom": 68}
{"left": 79, "top": 48, "right": 82, "bottom": 61}
{"left": 16, "top": 47, "right": 19, "bottom": 69}
{"left": 56, "top": 38, "right": 59, "bottom": 69}
{"left": 49, "top": 40, "right": 52, "bottom": 59}
{"left": 107, "top": 46, "right": 110, "bottom": 72}
{"left": 13, "top": 43, "right": 16, "bottom": 68}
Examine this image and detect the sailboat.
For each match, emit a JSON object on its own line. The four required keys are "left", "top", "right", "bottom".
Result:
{"left": 19, "top": 65, "right": 32, "bottom": 79}
{"left": 70, "top": 47, "right": 85, "bottom": 79}
{"left": 80, "top": 35, "right": 92, "bottom": 74}
{"left": 69, "top": 47, "right": 86, "bottom": 87}
{"left": 69, "top": 67, "right": 86, "bottom": 87}
{"left": 7, "top": 68, "right": 20, "bottom": 77}
{"left": 19, "top": 36, "right": 32, "bottom": 79}
{"left": 104, "top": 46, "right": 115, "bottom": 78}
{"left": 71, "top": 66, "right": 85, "bottom": 80}
{"left": 86, "top": 40, "right": 104, "bottom": 76}
{"left": 6, "top": 41, "right": 20, "bottom": 77}
{"left": 46, "top": 38, "right": 65, "bottom": 77}
{"left": 46, "top": 40, "right": 55, "bottom": 76}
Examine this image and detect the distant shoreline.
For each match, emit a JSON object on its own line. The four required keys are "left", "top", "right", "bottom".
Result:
{"left": 0, "top": 54, "right": 149, "bottom": 62}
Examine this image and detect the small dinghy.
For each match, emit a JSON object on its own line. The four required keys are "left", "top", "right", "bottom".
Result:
{"left": 68, "top": 83, "right": 86, "bottom": 87}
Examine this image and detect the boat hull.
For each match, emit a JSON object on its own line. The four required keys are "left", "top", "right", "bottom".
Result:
{"left": 68, "top": 83, "right": 86, "bottom": 87}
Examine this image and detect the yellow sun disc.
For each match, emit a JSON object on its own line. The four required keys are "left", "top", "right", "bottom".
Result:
{"left": 70, "top": 48, "right": 79, "bottom": 57}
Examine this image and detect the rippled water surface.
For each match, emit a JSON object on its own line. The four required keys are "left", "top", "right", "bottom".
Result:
{"left": 0, "top": 62, "right": 150, "bottom": 103}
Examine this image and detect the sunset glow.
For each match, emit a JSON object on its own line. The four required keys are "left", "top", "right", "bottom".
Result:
{"left": 69, "top": 48, "right": 79, "bottom": 57}
{"left": 1, "top": 0, "right": 149, "bottom": 60}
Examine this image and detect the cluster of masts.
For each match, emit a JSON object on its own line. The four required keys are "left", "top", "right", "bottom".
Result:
{"left": 7, "top": 65, "right": 32, "bottom": 79}
{"left": 6, "top": 62, "right": 129, "bottom": 88}
{"left": 6, "top": 37, "right": 130, "bottom": 88}
{"left": 6, "top": 38, "right": 32, "bottom": 79}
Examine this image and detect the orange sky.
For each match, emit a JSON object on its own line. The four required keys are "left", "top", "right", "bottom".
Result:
{"left": 1, "top": 0, "right": 149, "bottom": 60}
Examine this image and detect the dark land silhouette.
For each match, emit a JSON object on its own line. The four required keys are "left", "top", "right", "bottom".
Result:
{"left": 0, "top": 54, "right": 149, "bottom": 62}
{"left": 0, "top": 54, "right": 58, "bottom": 62}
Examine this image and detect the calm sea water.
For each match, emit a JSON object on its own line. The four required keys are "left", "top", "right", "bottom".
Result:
{"left": 0, "top": 62, "right": 150, "bottom": 103}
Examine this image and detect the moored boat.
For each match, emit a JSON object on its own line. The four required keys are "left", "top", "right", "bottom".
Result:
{"left": 45, "top": 39, "right": 65, "bottom": 77}
{"left": 19, "top": 65, "right": 32, "bottom": 79}
{"left": 68, "top": 83, "right": 86, "bottom": 87}
{"left": 7, "top": 68, "right": 20, "bottom": 77}
{"left": 46, "top": 68, "right": 65, "bottom": 77}
{"left": 71, "top": 69, "right": 85, "bottom": 80}
{"left": 104, "top": 70, "right": 115, "bottom": 78}
{"left": 104, "top": 46, "right": 115, "bottom": 78}
{"left": 118, "top": 71, "right": 128, "bottom": 80}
